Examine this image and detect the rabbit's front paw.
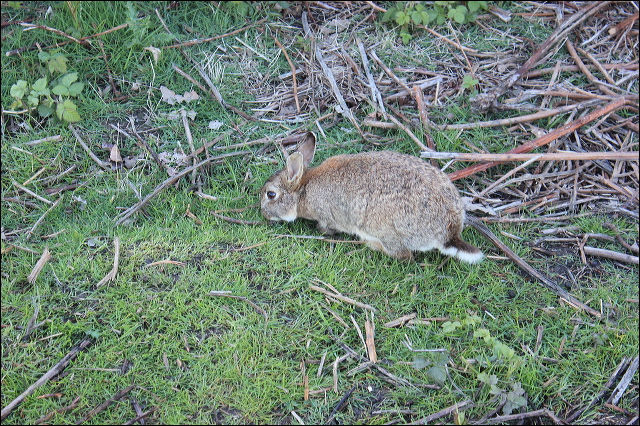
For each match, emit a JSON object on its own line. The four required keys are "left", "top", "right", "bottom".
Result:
{"left": 317, "top": 222, "right": 338, "bottom": 235}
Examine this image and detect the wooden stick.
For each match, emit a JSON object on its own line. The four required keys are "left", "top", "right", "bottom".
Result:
{"left": 444, "top": 99, "right": 602, "bottom": 130}
{"left": 609, "top": 356, "right": 639, "bottom": 406}
{"left": 357, "top": 38, "right": 386, "bottom": 117}
{"left": 192, "top": 62, "right": 257, "bottom": 122}
{"left": 448, "top": 97, "right": 628, "bottom": 181}
{"left": 27, "top": 247, "right": 51, "bottom": 284}
{"left": 524, "top": 62, "right": 638, "bottom": 79}
{"left": 26, "top": 196, "right": 63, "bottom": 242}
{"left": 369, "top": 49, "right": 412, "bottom": 95}
{"left": 308, "top": 284, "right": 377, "bottom": 312}
{"left": 12, "top": 180, "right": 53, "bottom": 205}
{"left": 466, "top": 216, "right": 602, "bottom": 318}
{"left": 566, "top": 357, "right": 630, "bottom": 422}
{"left": 211, "top": 211, "right": 267, "bottom": 226}
{"left": 479, "top": 408, "right": 562, "bottom": 425}
{"left": 115, "top": 152, "right": 249, "bottom": 226}
{"left": 209, "top": 291, "right": 268, "bottom": 320}
{"left": 20, "top": 23, "right": 90, "bottom": 46}
{"left": 75, "top": 385, "right": 135, "bottom": 424}
{"left": 365, "top": 313, "right": 377, "bottom": 363}
{"left": 163, "top": 18, "right": 267, "bottom": 49}
{"left": 325, "top": 385, "right": 357, "bottom": 424}
{"left": 410, "top": 400, "right": 473, "bottom": 425}
{"left": 95, "top": 237, "right": 121, "bottom": 287}
{"left": 122, "top": 406, "right": 159, "bottom": 425}
{"left": 583, "top": 246, "right": 639, "bottom": 264}
{"left": 566, "top": 39, "right": 618, "bottom": 97}
{"left": 385, "top": 111, "right": 431, "bottom": 151}
{"left": 413, "top": 85, "right": 436, "bottom": 164}
{"left": 602, "top": 222, "right": 639, "bottom": 254}
{"left": 69, "top": 125, "right": 109, "bottom": 170}
{"left": 471, "top": 2, "right": 611, "bottom": 110}
{"left": 274, "top": 35, "right": 300, "bottom": 114}
{"left": 421, "top": 151, "right": 638, "bottom": 162}
{"left": 302, "top": 13, "right": 363, "bottom": 137}
{"left": 34, "top": 396, "right": 81, "bottom": 425}
{"left": 24, "top": 135, "right": 63, "bottom": 146}
{"left": 1, "top": 339, "right": 93, "bottom": 421}
{"left": 328, "top": 330, "right": 415, "bottom": 388}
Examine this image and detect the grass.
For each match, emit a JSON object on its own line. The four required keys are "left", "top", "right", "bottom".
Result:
{"left": 2, "top": 1, "right": 638, "bottom": 424}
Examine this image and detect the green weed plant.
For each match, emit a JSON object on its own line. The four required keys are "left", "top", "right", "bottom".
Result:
{"left": 8, "top": 52, "right": 84, "bottom": 123}
{"left": 381, "top": 1, "right": 490, "bottom": 43}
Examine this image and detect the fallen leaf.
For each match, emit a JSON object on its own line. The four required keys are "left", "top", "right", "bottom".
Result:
{"left": 208, "top": 120, "right": 224, "bottom": 130}
{"left": 110, "top": 144, "right": 123, "bottom": 162}
{"left": 144, "top": 46, "right": 161, "bottom": 63}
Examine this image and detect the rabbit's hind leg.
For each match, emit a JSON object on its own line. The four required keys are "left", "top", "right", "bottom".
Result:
{"left": 376, "top": 240, "right": 413, "bottom": 261}
{"left": 356, "top": 230, "right": 413, "bottom": 260}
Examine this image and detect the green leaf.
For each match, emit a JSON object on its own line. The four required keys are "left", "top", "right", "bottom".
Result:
{"left": 52, "top": 85, "right": 70, "bottom": 96}
{"left": 489, "top": 384, "right": 504, "bottom": 395}
{"left": 477, "top": 372, "right": 499, "bottom": 386}
{"left": 473, "top": 328, "right": 491, "bottom": 342}
{"left": 396, "top": 11, "right": 411, "bottom": 25}
{"left": 442, "top": 321, "right": 461, "bottom": 333}
{"left": 381, "top": 7, "right": 397, "bottom": 23}
{"left": 38, "top": 51, "right": 51, "bottom": 61}
{"left": 26, "top": 95, "right": 40, "bottom": 107}
{"left": 493, "top": 341, "right": 515, "bottom": 359}
{"left": 469, "top": 1, "right": 488, "bottom": 12}
{"left": 56, "top": 99, "right": 81, "bottom": 122}
{"left": 41, "top": 97, "right": 54, "bottom": 108}
{"left": 32, "top": 77, "right": 48, "bottom": 92}
{"left": 48, "top": 54, "right": 68, "bottom": 74}
{"left": 511, "top": 382, "right": 525, "bottom": 395}
{"left": 38, "top": 103, "right": 55, "bottom": 118}
{"left": 462, "top": 74, "right": 479, "bottom": 89}
{"left": 463, "top": 314, "right": 481, "bottom": 327}
{"left": 456, "top": 5, "right": 468, "bottom": 15}
{"left": 411, "top": 10, "right": 422, "bottom": 25}
{"left": 400, "top": 32, "right": 412, "bottom": 44}
{"left": 60, "top": 72, "right": 79, "bottom": 87}
{"left": 86, "top": 329, "right": 101, "bottom": 338}
{"left": 68, "top": 82, "right": 84, "bottom": 96}
{"left": 10, "top": 80, "right": 28, "bottom": 98}
{"left": 412, "top": 356, "right": 431, "bottom": 370}
{"left": 448, "top": 8, "right": 465, "bottom": 24}
{"left": 426, "top": 365, "right": 447, "bottom": 386}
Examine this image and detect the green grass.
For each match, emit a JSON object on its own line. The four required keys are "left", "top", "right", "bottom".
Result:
{"left": 2, "top": 1, "right": 638, "bottom": 424}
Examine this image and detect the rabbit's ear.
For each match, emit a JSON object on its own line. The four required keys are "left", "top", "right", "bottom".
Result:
{"left": 296, "top": 132, "right": 316, "bottom": 168}
{"left": 285, "top": 152, "right": 305, "bottom": 187}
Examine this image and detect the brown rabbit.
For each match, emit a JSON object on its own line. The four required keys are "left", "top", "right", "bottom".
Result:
{"left": 260, "top": 132, "right": 482, "bottom": 263}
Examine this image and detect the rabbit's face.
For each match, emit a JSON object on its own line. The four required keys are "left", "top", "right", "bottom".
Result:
{"left": 260, "top": 172, "right": 299, "bottom": 222}
{"left": 260, "top": 132, "right": 316, "bottom": 222}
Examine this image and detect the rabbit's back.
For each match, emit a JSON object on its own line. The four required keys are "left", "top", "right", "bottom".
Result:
{"left": 299, "top": 151, "right": 466, "bottom": 251}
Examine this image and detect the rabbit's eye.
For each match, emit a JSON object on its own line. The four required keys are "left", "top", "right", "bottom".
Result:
{"left": 266, "top": 191, "right": 277, "bottom": 200}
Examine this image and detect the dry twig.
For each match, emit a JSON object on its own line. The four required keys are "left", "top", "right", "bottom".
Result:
{"left": 208, "top": 291, "right": 268, "bottom": 320}
{"left": 95, "top": 237, "right": 121, "bottom": 288}
{"left": 467, "top": 216, "right": 601, "bottom": 318}
{"left": 75, "top": 385, "right": 135, "bottom": 425}
{"left": 27, "top": 247, "right": 51, "bottom": 284}
{"left": 1, "top": 339, "right": 93, "bottom": 421}
{"left": 308, "top": 284, "right": 377, "bottom": 312}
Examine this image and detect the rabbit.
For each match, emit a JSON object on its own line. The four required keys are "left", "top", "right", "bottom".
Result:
{"left": 260, "top": 132, "right": 483, "bottom": 263}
